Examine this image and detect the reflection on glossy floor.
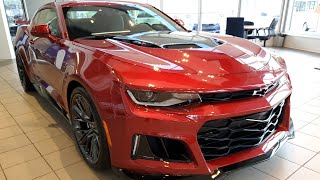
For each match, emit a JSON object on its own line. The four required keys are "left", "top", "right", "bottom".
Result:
{"left": 0, "top": 47, "right": 320, "bottom": 180}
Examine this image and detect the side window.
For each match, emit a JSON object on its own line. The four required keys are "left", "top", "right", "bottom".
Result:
{"left": 128, "top": 10, "right": 162, "bottom": 26}
{"left": 32, "top": 11, "right": 42, "bottom": 25}
{"left": 33, "top": 8, "right": 61, "bottom": 38}
{"left": 48, "top": 18, "right": 61, "bottom": 38}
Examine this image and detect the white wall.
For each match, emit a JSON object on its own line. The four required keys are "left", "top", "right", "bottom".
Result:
{"left": 0, "top": 0, "right": 15, "bottom": 60}
{"left": 284, "top": 35, "right": 320, "bottom": 53}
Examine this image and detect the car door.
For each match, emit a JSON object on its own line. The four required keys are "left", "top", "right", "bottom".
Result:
{"left": 29, "top": 8, "right": 67, "bottom": 106}
{"left": 28, "top": 9, "right": 50, "bottom": 79}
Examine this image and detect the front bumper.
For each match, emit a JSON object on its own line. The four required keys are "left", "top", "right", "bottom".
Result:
{"left": 122, "top": 120, "right": 294, "bottom": 179}
{"left": 103, "top": 80, "right": 293, "bottom": 176}
{"left": 217, "top": 119, "right": 294, "bottom": 177}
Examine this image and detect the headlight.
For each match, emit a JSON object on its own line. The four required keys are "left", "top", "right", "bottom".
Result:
{"left": 279, "top": 74, "right": 290, "bottom": 85}
{"left": 264, "top": 48, "right": 286, "bottom": 68}
{"left": 127, "top": 90, "right": 200, "bottom": 107}
{"left": 272, "top": 54, "right": 286, "bottom": 68}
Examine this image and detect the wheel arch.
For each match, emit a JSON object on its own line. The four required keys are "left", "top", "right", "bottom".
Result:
{"left": 66, "top": 79, "right": 112, "bottom": 169}
{"left": 16, "top": 46, "right": 28, "bottom": 66}
{"left": 16, "top": 45, "right": 37, "bottom": 83}
{"left": 67, "top": 80, "right": 84, "bottom": 104}
{"left": 64, "top": 76, "right": 103, "bottom": 116}
{"left": 66, "top": 79, "right": 86, "bottom": 112}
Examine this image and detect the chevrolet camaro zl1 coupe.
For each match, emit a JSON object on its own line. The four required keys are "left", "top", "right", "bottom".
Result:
{"left": 14, "top": 1, "right": 294, "bottom": 178}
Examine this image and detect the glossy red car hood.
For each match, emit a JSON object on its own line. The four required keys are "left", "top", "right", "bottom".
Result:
{"left": 74, "top": 32, "right": 284, "bottom": 91}
{"left": 75, "top": 31, "right": 273, "bottom": 76}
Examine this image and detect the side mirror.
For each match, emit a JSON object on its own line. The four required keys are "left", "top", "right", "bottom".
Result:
{"left": 31, "top": 25, "right": 50, "bottom": 38}
{"left": 175, "top": 19, "right": 185, "bottom": 27}
{"left": 30, "top": 25, "right": 57, "bottom": 42}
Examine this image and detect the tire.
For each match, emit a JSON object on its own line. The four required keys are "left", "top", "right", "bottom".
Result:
{"left": 70, "top": 87, "right": 111, "bottom": 169}
{"left": 15, "top": 50, "right": 34, "bottom": 91}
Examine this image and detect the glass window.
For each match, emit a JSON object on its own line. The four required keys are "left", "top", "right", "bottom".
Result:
{"left": 34, "top": 9, "right": 58, "bottom": 25}
{"left": 163, "top": 0, "right": 199, "bottom": 31}
{"left": 4, "top": 0, "right": 27, "bottom": 27}
{"left": 201, "top": 0, "right": 239, "bottom": 34}
{"left": 48, "top": 17, "right": 61, "bottom": 38}
{"left": 67, "top": 11, "right": 98, "bottom": 19}
{"left": 240, "top": 0, "right": 283, "bottom": 28}
{"left": 288, "top": 0, "right": 320, "bottom": 33}
{"left": 4, "top": 0, "right": 27, "bottom": 39}
{"left": 63, "top": 5, "right": 186, "bottom": 39}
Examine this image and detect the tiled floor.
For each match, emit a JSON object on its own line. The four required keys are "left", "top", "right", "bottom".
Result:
{"left": 0, "top": 61, "right": 125, "bottom": 179}
{"left": 0, "top": 47, "right": 320, "bottom": 180}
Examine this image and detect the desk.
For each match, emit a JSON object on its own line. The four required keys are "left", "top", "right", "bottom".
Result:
{"left": 244, "top": 25, "right": 259, "bottom": 30}
{"left": 244, "top": 26, "right": 259, "bottom": 39}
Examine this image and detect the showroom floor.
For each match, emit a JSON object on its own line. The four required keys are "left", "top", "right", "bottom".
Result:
{"left": 0, "top": 47, "right": 320, "bottom": 180}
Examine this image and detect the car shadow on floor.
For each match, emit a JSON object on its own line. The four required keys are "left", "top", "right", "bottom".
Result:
{"left": 28, "top": 91, "right": 130, "bottom": 180}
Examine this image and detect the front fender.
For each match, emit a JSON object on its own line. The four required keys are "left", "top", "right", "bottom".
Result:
{"left": 62, "top": 56, "right": 117, "bottom": 117}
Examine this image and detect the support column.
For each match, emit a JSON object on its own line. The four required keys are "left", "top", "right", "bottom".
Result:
{"left": 0, "top": 0, "right": 15, "bottom": 60}
{"left": 238, "top": 0, "right": 242, "bottom": 17}
{"left": 198, "top": 0, "right": 202, "bottom": 31}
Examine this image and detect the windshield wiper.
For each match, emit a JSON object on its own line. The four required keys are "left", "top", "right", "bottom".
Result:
{"left": 92, "top": 30, "right": 131, "bottom": 36}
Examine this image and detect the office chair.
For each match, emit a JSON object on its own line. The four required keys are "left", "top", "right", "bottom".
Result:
{"left": 255, "top": 17, "right": 279, "bottom": 47}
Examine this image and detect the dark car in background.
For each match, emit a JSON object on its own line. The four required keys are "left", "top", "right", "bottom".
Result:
{"left": 193, "top": 23, "right": 220, "bottom": 33}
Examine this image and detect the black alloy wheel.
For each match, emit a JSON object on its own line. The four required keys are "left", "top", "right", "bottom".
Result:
{"left": 70, "top": 87, "right": 110, "bottom": 169}
{"left": 15, "top": 51, "right": 34, "bottom": 91}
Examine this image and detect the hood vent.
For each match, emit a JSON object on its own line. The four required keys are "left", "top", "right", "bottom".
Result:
{"left": 162, "top": 43, "right": 202, "bottom": 49}
{"left": 113, "top": 32, "right": 226, "bottom": 49}
{"left": 130, "top": 40, "right": 160, "bottom": 48}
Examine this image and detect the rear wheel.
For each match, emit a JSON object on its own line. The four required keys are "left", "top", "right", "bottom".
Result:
{"left": 70, "top": 87, "right": 111, "bottom": 169}
{"left": 15, "top": 51, "right": 34, "bottom": 91}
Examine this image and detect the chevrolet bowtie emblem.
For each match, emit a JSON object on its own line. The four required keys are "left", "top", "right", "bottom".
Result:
{"left": 252, "top": 87, "right": 269, "bottom": 97}
{"left": 253, "top": 80, "right": 280, "bottom": 97}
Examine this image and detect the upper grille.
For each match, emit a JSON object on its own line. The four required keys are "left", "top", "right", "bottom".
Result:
{"left": 199, "top": 80, "right": 280, "bottom": 103}
{"left": 197, "top": 100, "right": 285, "bottom": 161}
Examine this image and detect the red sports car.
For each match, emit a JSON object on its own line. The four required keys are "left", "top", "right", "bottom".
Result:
{"left": 14, "top": 1, "right": 294, "bottom": 178}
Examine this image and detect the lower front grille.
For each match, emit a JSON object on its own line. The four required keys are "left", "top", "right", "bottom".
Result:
{"left": 197, "top": 101, "right": 285, "bottom": 161}
{"left": 131, "top": 135, "right": 191, "bottom": 163}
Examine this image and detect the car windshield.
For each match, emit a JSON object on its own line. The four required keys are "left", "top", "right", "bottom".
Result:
{"left": 63, "top": 4, "right": 186, "bottom": 39}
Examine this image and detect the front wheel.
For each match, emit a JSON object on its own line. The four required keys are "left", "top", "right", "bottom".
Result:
{"left": 70, "top": 87, "right": 111, "bottom": 169}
